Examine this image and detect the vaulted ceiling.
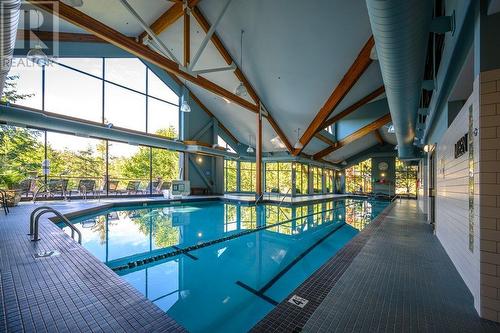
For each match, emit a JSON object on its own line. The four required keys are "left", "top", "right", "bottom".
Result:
{"left": 26, "top": 0, "right": 397, "bottom": 163}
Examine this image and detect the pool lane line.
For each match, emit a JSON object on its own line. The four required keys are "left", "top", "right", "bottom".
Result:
{"left": 113, "top": 202, "right": 358, "bottom": 272}
{"left": 236, "top": 281, "right": 279, "bottom": 306}
{"left": 257, "top": 222, "right": 346, "bottom": 294}
{"left": 236, "top": 221, "right": 346, "bottom": 301}
{"left": 172, "top": 246, "right": 198, "bottom": 260}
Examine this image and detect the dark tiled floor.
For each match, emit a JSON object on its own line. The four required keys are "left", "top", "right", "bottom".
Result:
{"left": 253, "top": 200, "right": 500, "bottom": 333}
{"left": 0, "top": 200, "right": 186, "bottom": 332}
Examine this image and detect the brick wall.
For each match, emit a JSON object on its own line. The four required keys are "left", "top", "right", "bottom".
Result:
{"left": 479, "top": 68, "right": 500, "bottom": 322}
{"left": 435, "top": 78, "right": 481, "bottom": 313}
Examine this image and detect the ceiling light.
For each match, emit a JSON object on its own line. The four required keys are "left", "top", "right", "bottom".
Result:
{"left": 235, "top": 30, "right": 248, "bottom": 97}
{"left": 180, "top": 99, "right": 191, "bottom": 112}
{"left": 423, "top": 144, "right": 430, "bottom": 153}
{"left": 27, "top": 44, "right": 49, "bottom": 66}
{"left": 235, "top": 82, "right": 248, "bottom": 97}
{"left": 246, "top": 133, "right": 254, "bottom": 153}
{"left": 27, "top": 12, "right": 49, "bottom": 67}
{"left": 180, "top": 87, "right": 191, "bottom": 112}
{"left": 387, "top": 124, "right": 395, "bottom": 133}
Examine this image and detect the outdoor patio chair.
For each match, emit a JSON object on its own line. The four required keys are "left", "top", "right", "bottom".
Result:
{"left": 18, "top": 178, "right": 36, "bottom": 198}
{"left": 102, "top": 180, "right": 120, "bottom": 195}
{"left": 75, "top": 179, "right": 97, "bottom": 198}
{"left": 124, "top": 180, "right": 141, "bottom": 195}
{"left": 48, "top": 179, "right": 69, "bottom": 197}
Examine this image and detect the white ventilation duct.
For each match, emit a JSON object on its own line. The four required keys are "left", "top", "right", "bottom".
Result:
{"left": 0, "top": 0, "right": 21, "bottom": 96}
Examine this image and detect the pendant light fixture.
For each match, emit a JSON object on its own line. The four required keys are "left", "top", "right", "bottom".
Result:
{"left": 235, "top": 30, "right": 248, "bottom": 97}
{"left": 180, "top": 85, "right": 191, "bottom": 113}
{"left": 246, "top": 134, "right": 254, "bottom": 153}
{"left": 27, "top": 11, "right": 49, "bottom": 67}
{"left": 294, "top": 128, "right": 303, "bottom": 149}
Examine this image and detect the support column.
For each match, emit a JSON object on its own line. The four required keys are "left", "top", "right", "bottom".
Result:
{"left": 256, "top": 105, "right": 263, "bottom": 199}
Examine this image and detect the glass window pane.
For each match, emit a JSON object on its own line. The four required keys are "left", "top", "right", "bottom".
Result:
{"left": 152, "top": 147, "right": 180, "bottom": 194}
{"left": 0, "top": 126, "right": 44, "bottom": 196}
{"left": 147, "top": 69, "right": 178, "bottom": 104}
{"left": 147, "top": 97, "right": 178, "bottom": 138}
{"left": 45, "top": 63, "right": 103, "bottom": 122}
{"left": 6, "top": 58, "right": 42, "bottom": 108}
{"left": 46, "top": 132, "right": 106, "bottom": 194}
{"left": 265, "top": 162, "right": 278, "bottom": 192}
{"left": 279, "top": 163, "right": 292, "bottom": 194}
{"left": 108, "top": 141, "right": 149, "bottom": 195}
{"left": 217, "top": 136, "right": 235, "bottom": 153}
{"left": 295, "top": 163, "right": 308, "bottom": 195}
{"left": 224, "top": 159, "right": 237, "bottom": 192}
{"left": 56, "top": 58, "right": 103, "bottom": 78}
{"left": 105, "top": 83, "right": 146, "bottom": 132}
{"left": 240, "top": 161, "right": 255, "bottom": 192}
{"left": 105, "top": 58, "right": 146, "bottom": 93}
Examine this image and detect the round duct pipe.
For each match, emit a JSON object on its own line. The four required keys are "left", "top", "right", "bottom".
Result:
{"left": 365, "top": 0, "right": 433, "bottom": 158}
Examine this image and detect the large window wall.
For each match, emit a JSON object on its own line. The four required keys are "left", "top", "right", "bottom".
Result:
{"left": 224, "top": 159, "right": 237, "bottom": 192}
{"left": 312, "top": 167, "right": 323, "bottom": 193}
{"left": 0, "top": 126, "right": 180, "bottom": 197}
{"left": 325, "top": 169, "right": 335, "bottom": 193}
{"left": 295, "top": 163, "right": 309, "bottom": 195}
{"left": 395, "top": 159, "right": 418, "bottom": 198}
{"left": 3, "top": 57, "right": 182, "bottom": 198}
{"left": 9, "top": 57, "right": 179, "bottom": 139}
{"left": 265, "top": 162, "right": 292, "bottom": 194}
{"left": 345, "top": 159, "right": 372, "bottom": 193}
{"left": 222, "top": 159, "right": 335, "bottom": 196}
{"left": 240, "top": 162, "right": 256, "bottom": 192}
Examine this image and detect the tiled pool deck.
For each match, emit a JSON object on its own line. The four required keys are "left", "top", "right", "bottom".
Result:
{"left": 0, "top": 198, "right": 189, "bottom": 333}
{"left": 2, "top": 197, "right": 498, "bottom": 332}
{"left": 253, "top": 200, "right": 500, "bottom": 332}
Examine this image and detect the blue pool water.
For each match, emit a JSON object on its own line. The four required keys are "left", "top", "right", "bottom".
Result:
{"left": 63, "top": 198, "right": 388, "bottom": 332}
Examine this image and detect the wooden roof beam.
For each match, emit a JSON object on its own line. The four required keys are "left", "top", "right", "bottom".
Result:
{"left": 319, "top": 85, "right": 385, "bottom": 132}
{"left": 313, "top": 113, "right": 392, "bottom": 160}
{"left": 374, "top": 129, "right": 384, "bottom": 145}
{"left": 190, "top": 6, "right": 293, "bottom": 154}
{"left": 29, "top": 0, "right": 258, "bottom": 113}
{"left": 293, "top": 37, "right": 375, "bottom": 156}
{"left": 138, "top": 0, "right": 200, "bottom": 42}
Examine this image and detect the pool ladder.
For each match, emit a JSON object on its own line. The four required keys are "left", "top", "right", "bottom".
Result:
{"left": 29, "top": 206, "right": 82, "bottom": 244}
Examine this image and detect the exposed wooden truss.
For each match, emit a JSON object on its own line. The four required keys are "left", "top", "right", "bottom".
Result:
{"left": 293, "top": 37, "right": 375, "bottom": 156}
{"left": 29, "top": 0, "right": 258, "bottom": 113}
{"left": 188, "top": 6, "right": 293, "bottom": 154}
{"left": 17, "top": 30, "right": 111, "bottom": 43}
{"left": 315, "top": 132, "right": 336, "bottom": 146}
{"left": 319, "top": 86, "right": 385, "bottom": 131}
{"left": 138, "top": 0, "right": 200, "bottom": 42}
{"left": 313, "top": 113, "right": 392, "bottom": 160}
{"left": 374, "top": 129, "right": 385, "bottom": 145}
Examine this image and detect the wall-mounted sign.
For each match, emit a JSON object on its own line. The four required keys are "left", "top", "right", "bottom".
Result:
{"left": 454, "top": 133, "right": 468, "bottom": 159}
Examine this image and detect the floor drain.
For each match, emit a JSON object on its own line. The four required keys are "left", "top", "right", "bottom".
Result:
{"left": 34, "top": 250, "right": 60, "bottom": 259}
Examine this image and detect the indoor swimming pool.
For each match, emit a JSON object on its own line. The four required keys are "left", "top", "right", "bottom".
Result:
{"left": 62, "top": 198, "right": 389, "bottom": 332}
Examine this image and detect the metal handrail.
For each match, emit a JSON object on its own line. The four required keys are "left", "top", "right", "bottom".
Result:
{"left": 0, "top": 189, "right": 9, "bottom": 215}
{"left": 277, "top": 188, "right": 291, "bottom": 220}
{"left": 391, "top": 194, "right": 402, "bottom": 203}
{"left": 29, "top": 206, "right": 82, "bottom": 244}
{"left": 255, "top": 192, "right": 265, "bottom": 204}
